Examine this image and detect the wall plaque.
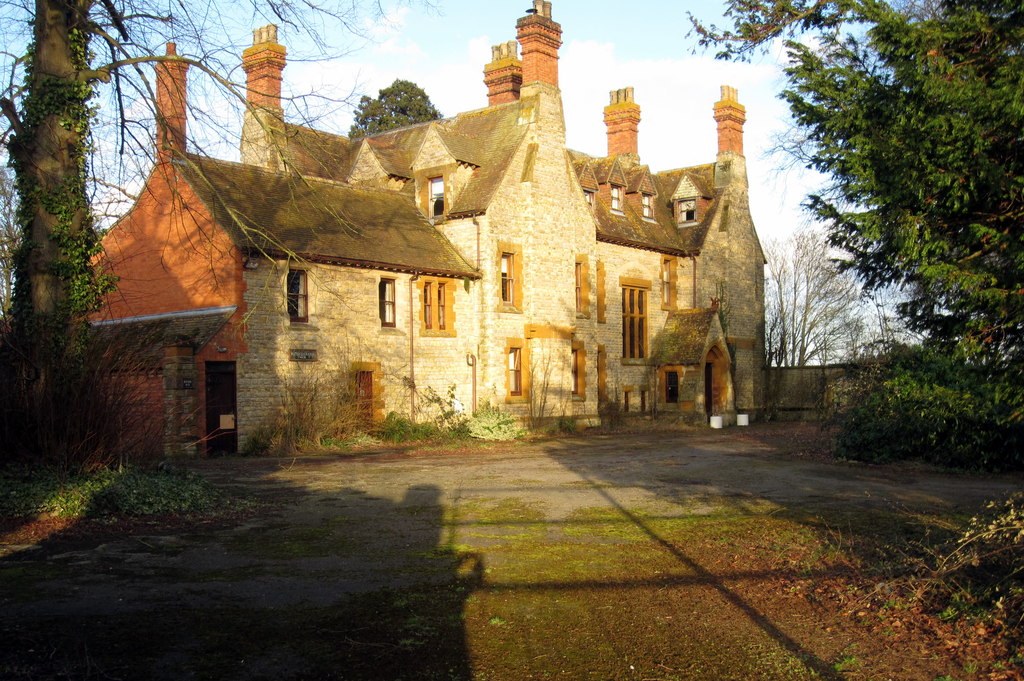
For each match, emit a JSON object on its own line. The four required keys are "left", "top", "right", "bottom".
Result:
{"left": 290, "top": 349, "right": 318, "bottom": 362}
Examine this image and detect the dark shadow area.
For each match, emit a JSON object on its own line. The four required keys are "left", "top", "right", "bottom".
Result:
{"left": 0, "top": 463, "right": 480, "bottom": 681}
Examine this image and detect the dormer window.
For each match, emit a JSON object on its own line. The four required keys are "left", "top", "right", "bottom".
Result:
{"left": 429, "top": 176, "right": 445, "bottom": 217}
{"left": 584, "top": 190, "right": 595, "bottom": 206}
{"left": 610, "top": 185, "right": 623, "bottom": 213}
{"left": 676, "top": 198, "right": 698, "bottom": 224}
{"left": 641, "top": 193, "right": 654, "bottom": 219}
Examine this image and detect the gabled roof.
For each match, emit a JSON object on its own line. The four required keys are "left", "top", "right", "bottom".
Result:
{"left": 657, "top": 165, "right": 715, "bottom": 199}
{"left": 652, "top": 308, "right": 721, "bottom": 365}
{"left": 177, "top": 154, "right": 477, "bottom": 278}
{"left": 571, "top": 152, "right": 716, "bottom": 255}
{"left": 364, "top": 125, "right": 429, "bottom": 178}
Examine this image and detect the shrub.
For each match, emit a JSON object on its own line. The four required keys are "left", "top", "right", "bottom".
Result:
{"left": 0, "top": 323, "right": 164, "bottom": 474}
{"left": 421, "top": 384, "right": 470, "bottom": 437}
{"left": 249, "top": 366, "right": 367, "bottom": 455}
{"left": 832, "top": 347, "right": 1024, "bottom": 471}
{"left": 466, "top": 403, "right": 523, "bottom": 441}
{"left": 375, "top": 411, "right": 438, "bottom": 443}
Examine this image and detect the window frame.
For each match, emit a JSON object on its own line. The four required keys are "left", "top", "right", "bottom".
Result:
{"left": 621, "top": 285, "right": 648, "bottom": 359}
{"left": 286, "top": 269, "right": 308, "bottom": 323}
{"left": 497, "top": 242, "right": 524, "bottom": 312}
{"left": 610, "top": 185, "right": 623, "bottom": 213}
{"left": 437, "top": 282, "right": 447, "bottom": 331}
{"left": 429, "top": 176, "right": 445, "bottom": 218}
{"left": 676, "top": 197, "right": 697, "bottom": 224}
{"left": 641, "top": 193, "right": 654, "bottom": 219}
{"left": 423, "top": 281, "right": 434, "bottom": 330}
{"left": 378, "top": 277, "right": 396, "bottom": 328}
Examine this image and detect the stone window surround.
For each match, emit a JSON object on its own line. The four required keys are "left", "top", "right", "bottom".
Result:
{"left": 660, "top": 256, "right": 678, "bottom": 311}
{"left": 571, "top": 340, "right": 587, "bottom": 400}
{"left": 504, "top": 337, "right": 530, "bottom": 403}
{"left": 620, "top": 276, "right": 651, "bottom": 360}
{"left": 574, "top": 255, "right": 591, "bottom": 318}
{"left": 417, "top": 276, "right": 457, "bottom": 337}
{"left": 497, "top": 241, "right": 524, "bottom": 313}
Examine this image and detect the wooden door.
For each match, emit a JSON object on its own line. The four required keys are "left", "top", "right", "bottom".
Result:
{"left": 205, "top": 361, "right": 237, "bottom": 455}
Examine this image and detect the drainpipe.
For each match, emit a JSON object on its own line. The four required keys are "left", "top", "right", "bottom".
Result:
{"left": 467, "top": 354, "right": 477, "bottom": 412}
{"left": 409, "top": 272, "right": 420, "bottom": 419}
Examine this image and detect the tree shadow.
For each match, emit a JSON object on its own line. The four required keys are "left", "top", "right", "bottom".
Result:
{"left": 0, "top": 463, "right": 480, "bottom": 681}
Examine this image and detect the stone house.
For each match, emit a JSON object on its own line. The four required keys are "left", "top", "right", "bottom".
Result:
{"left": 98, "top": 1, "right": 765, "bottom": 455}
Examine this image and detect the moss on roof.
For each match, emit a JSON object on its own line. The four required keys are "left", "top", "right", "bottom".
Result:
{"left": 282, "top": 124, "right": 353, "bottom": 182}
{"left": 650, "top": 308, "right": 719, "bottom": 365}
{"left": 177, "top": 155, "right": 476, "bottom": 277}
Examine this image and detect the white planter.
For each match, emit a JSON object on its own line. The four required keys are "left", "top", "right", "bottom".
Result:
{"left": 709, "top": 415, "right": 723, "bottom": 429}
{"left": 737, "top": 414, "right": 749, "bottom": 426}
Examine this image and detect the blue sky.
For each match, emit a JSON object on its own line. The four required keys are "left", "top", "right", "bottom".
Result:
{"left": 273, "top": 0, "right": 821, "bottom": 242}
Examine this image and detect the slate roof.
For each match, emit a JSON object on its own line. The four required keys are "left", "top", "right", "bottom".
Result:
{"left": 176, "top": 155, "right": 477, "bottom": 277}
{"left": 570, "top": 151, "right": 718, "bottom": 255}
{"left": 652, "top": 308, "right": 720, "bottom": 365}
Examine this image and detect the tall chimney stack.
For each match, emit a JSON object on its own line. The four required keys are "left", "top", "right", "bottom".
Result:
{"left": 484, "top": 41, "right": 523, "bottom": 106}
{"left": 242, "top": 24, "right": 287, "bottom": 113}
{"left": 713, "top": 85, "right": 746, "bottom": 156}
{"left": 604, "top": 87, "right": 641, "bottom": 157}
{"left": 155, "top": 43, "right": 188, "bottom": 164}
{"left": 516, "top": 0, "right": 562, "bottom": 89}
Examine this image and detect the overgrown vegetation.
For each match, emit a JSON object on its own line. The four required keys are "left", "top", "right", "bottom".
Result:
{"left": 832, "top": 347, "right": 1023, "bottom": 471}
{"left": 0, "top": 465, "right": 223, "bottom": 518}
{"left": 0, "top": 324, "right": 164, "bottom": 475}
{"left": 922, "top": 493, "right": 1024, "bottom": 648}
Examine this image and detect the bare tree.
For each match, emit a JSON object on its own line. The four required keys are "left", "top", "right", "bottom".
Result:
{"left": 764, "top": 227, "right": 862, "bottom": 367}
{"left": 0, "top": 167, "right": 15, "bottom": 315}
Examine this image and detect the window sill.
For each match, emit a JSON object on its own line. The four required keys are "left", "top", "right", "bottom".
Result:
{"left": 379, "top": 326, "right": 405, "bottom": 335}
{"left": 505, "top": 395, "right": 529, "bottom": 404}
{"left": 620, "top": 358, "right": 650, "bottom": 366}
{"left": 576, "top": 312, "right": 590, "bottom": 320}
{"left": 289, "top": 321, "right": 318, "bottom": 331}
{"left": 498, "top": 304, "right": 523, "bottom": 314}
{"left": 571, "top": 394, "right": 585, "bottom": 402}
{"left": 611, "top": 209, "right": 624, "bottom": 216}
{"left": 421, "top": 329, "right": 456, "bottom": 338}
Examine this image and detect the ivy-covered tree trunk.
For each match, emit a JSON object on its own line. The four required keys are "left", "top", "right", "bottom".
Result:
{"left": 7, "top": 0, "right": 109, "bottom": 386}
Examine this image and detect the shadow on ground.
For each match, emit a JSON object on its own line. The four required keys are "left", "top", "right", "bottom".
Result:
{"left": 0, "top": 467, "right": 480, "bottom": 681}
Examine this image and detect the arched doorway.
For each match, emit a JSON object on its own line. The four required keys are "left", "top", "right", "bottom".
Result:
{"left": 703, "top": 345, "right": 730, "bottom": 416}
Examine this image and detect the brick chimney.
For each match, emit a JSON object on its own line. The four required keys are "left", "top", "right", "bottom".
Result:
{"left": 484, "top": 41, "right": 523, "bottom": 106}
{"left": 155, "top": 43, "right": 188, "bottom": 164}
{"left": 516, "top": 0, "right": 562, "bottom": 88}
{"left": 604, "top": 87, "right": 641, "bottom": 157}
{"left": 242, "top": 24, "right": 286, "bottom": 113}
{"left": 713, "top": 85, "right": 746, "bottom": 156}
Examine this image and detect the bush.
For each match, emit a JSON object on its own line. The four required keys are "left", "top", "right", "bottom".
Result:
{"left": 0, "top": 465, "right": 222, "bottom": 518}
{"left": 0, "top": 324, "right": 164, "bottom": 474}
{"left": 833, "top": 347, "right": 1024, "bottom": 471}
{"left": 375, "top": 412, "right": 438, "bottom": 443}
{"left": 466, "top": 403, "right": 523, "bottom": 441}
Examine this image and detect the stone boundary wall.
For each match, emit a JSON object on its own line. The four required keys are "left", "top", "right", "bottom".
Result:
{"left": 765, "top": 365, "right": 846, "bottom": 421}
